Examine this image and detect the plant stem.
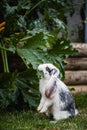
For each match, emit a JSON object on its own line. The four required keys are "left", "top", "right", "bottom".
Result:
{"left": 0, "top": 45, "right": 10, "bottom": 51}
{"left": 4, "top": 48, "right": 9, "bottom": 73}
{"left": 24, "top": 0, "right": 45, "bottom": 18}
{"left": 1, "top": 48, "right": 6, "bottom": 72}
{"left": 0, "top": 40, "right": 9, "bottom": 73}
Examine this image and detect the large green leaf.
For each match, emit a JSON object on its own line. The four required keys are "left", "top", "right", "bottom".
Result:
{"left": 17, "top": 32, "right": 52, "bottom": 69}
{"left": 0, "top": 70, "right": 39, "bottom": 109}
{"left": 48, "top": 38, "right": 77, "bottom": 56}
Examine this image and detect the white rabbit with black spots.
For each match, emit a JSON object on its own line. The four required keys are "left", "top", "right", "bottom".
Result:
{"left": 37, "top": 63, "right": 78, "bottom": 121}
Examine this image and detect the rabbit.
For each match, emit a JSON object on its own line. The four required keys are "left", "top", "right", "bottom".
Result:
{"left": 37, "top": 63, "right": 78, "bottom": 121}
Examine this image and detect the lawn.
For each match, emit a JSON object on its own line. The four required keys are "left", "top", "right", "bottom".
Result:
{"left": 0, "top": 93, "right": 87, "bottom": 130}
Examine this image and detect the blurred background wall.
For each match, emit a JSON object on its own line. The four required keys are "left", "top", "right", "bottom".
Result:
{"left": 67, "top": 0, "right": 85, "bottom": 42}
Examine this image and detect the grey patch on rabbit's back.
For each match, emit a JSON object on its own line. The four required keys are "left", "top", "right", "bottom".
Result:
{"left": 59, "top": 90, "right": 75, "bottom": 116}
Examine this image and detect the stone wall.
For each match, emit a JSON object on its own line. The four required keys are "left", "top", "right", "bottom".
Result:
{"left": 67, "top": 0, "right": 84, "bottom": 42}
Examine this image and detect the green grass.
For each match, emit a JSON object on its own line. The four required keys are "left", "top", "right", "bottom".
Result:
{"left": 0, "top": 93, "right": 87, "bottom": 130}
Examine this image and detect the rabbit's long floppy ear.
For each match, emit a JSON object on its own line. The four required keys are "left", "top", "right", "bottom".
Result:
{"left": 45, "top": 77, "right": 57, "bottom": 99}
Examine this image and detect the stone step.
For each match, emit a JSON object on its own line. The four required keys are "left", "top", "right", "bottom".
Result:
{"left": 65, "top": 71, "right": 87, "bottom": 85}
{"left": 64, "top": 57, "right": 87, "bottom": 70}
{"left": 69, "top": 85, "right": 87, "bottom": 94}
{"left": 71, "top": 43, "right": 87, "bottom": 57}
